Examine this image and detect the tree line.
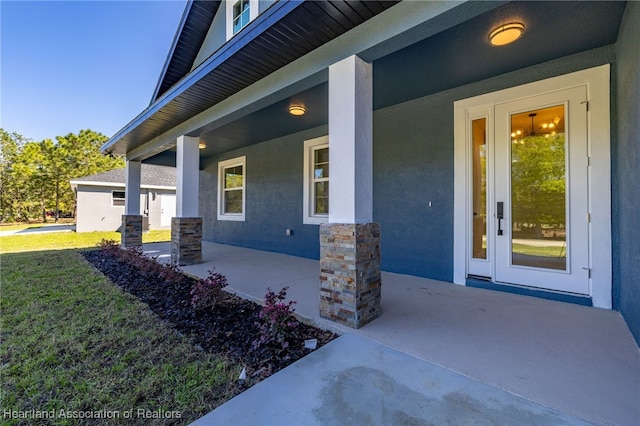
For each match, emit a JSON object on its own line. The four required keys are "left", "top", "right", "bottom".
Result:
{"left": 0, "top": 128, "right": 124, "bottom": 223}
{"left": 511, "top": 132, "right": 566, "bottom": 237}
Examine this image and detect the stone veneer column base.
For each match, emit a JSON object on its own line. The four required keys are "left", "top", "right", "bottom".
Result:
{"left": 171, "top": 217, "right": 202, "bottom": 266}
{"left": 121, "top": 215, "right": 143, "bottom": 248}
{"left": 319, "top": 223, "right": 382, "bottom": 329}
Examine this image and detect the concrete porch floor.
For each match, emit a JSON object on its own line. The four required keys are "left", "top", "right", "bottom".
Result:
{"left": 144, "top": 241, "right": 639, "bottom": 425}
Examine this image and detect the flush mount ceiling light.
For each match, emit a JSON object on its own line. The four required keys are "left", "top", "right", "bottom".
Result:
{"left": 489, "top": 22, "right": 524, "bottom": 46}
{"left": 198, "top": 142, "right": 207, "bottom": 149}
{"left": 289, "top": 105, "right": 306, "bottom": 116}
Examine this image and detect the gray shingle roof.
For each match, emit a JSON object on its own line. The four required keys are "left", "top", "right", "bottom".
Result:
{"left": 71, "top": 164, "right": 176, "bottom": 188}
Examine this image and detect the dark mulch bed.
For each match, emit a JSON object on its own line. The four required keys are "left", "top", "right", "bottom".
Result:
{"left": 82, "top": 247, "right": 337, "bottom": 389}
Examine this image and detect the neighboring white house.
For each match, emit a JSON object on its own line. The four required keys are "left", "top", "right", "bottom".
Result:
{"left": 70, "top": 164, "right": 176, "bottom": 233}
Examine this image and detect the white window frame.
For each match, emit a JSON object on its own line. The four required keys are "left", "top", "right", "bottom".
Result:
{"left": 303, "top": 136, "right": 329, "bottom": 225}
{"left": 217, "top": 156, "right": 246, "bottom": 221}
{"left": 112, "top": 190, "right": 126, "bottom": 207}
{"left": 225, "top": 0, "right": 259, "bottom": 40}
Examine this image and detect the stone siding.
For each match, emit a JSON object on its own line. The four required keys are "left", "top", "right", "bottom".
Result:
{"left": 171, "top": 217, "right": 202, "bottom": 265}
{"left": 121, "top": 215, "right": 142, "bottom": 248}
{"left": 319, "top": 223, "right": 382, "bottom": 328}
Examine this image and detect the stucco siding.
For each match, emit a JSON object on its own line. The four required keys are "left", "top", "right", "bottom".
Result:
{"left": 260, "top": 0, "right": 276, "bottom": 13}
{"left": 76, "top": 186, "right": 174, "bottom": 233}
{"left": 373, "top": 95, "right": 454, "bottom": 281}
{"left": 76, "top": 186, "right": 130, "bottom": 232}
{"left": 198, "top": 45, "right": 616, "bottom": 286}
{"left": 200, "top": 126, "right": 328, "bottom": 259}
{"left": 192, "top": 4, "right": 226, "bottom": 70}
{"left": 615, "top": 1, "right": 640, "bottom": 344}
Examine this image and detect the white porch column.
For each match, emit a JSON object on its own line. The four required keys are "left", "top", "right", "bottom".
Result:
{"left": 121, "top": 160, "right": 142, "bottom": 247}
{"left": 328, "top": 55, "right": 373, "bottom": 224}
{"left": 320, "top": 55, "right": 381, "bottom": 329}
{"left": 124, "top": 160, "right": 141, "bottom": 215}
{"left": 176, "top": 135, "right": 200, "bottom": 217}
{"left": 172, "top": 135, "right": 202, "bottom": 265}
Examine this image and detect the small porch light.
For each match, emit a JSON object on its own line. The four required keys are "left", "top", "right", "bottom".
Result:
{"left": 289, "top": 105, "right": 306, "bottom": 116}
{"left": 489, "top": 22, "right": 524, "bottom": 46}
{"left": 198, "top": 142, "right": 207, "bottom": 149}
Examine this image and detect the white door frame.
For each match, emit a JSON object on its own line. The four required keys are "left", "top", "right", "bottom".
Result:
{"left": 453, "top": 65, "right": 611, "bottom": 309}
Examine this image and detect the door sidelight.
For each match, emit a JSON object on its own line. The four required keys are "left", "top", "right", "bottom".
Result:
{"left": 497, "top": 202, "right": 504, "bottom": 235}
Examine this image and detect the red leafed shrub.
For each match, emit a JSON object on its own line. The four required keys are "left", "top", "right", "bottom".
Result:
{"left": 98, "top": 239, "right": 121, "bottom": 258}
{"left": 252, "top": 287, "right": 301, "bottom": 358}
{"left": 158, "top": 261, "right": 185, "bottom": 284}
{"left": 190, "top": 269, "right": 228, "bottom": 312}
{"left": 98, "top": 239, "right": 187, "bottom": 287}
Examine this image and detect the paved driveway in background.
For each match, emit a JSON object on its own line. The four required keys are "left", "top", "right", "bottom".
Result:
{"left": 0, "top": 224, "right": 75, "bottom": 237}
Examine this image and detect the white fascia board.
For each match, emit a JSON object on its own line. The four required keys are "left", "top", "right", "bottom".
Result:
{"left": 69, "top": 181, "right": 175, "bottom": 191}
{"left": 69, "top": 181, "right": 126, "bottom": 188}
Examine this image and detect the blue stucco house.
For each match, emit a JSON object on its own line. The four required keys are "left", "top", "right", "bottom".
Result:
{"left": 101, "top": 0, "right": 639, "bottom": 342}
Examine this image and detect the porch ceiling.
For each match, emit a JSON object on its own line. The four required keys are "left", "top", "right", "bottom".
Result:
{"left": 140, "top": 1, "right": 627, "bottom": 168}
{"left": 373, "top": 0, "right": 627, "bottom": 109}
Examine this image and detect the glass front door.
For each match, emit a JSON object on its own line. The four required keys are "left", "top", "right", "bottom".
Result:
{"left": 494, "top": 87, "right": 589, "bottom": 294}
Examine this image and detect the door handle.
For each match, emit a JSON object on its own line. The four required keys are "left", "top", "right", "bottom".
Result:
{"left": 497, "top": 202, "right": 504, "bottom": 236}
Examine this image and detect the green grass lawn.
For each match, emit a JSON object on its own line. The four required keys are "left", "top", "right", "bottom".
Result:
{"left": 0, "top": 230, "right": 170, "bottom": 254}
{"left": 512, "top": 243, "right": 566, "bottom": 258}
{"left": 0, "top": 234, "right": 241, "bottom": 425}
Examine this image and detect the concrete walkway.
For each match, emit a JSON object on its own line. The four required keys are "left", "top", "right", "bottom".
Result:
{"left": 193, "top": 334, "right": 593, "bottom": 426}
{"left": 144, "top": 242, "right": 640, "bottom": 426}
{"left": 0, "top": 223, "right": 75, "bottom": 237}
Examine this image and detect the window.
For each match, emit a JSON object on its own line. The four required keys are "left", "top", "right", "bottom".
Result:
{"left": 312, "top": 147, "right": 329, "bottom": 215}
{"left": 303, "top": 136, "right": 329, "bottom": 224}
{"left": 218, "top": 156, "right": 246, "bottom": 221}
{"left": 112, "top": 190, "right": 125, "bottom": 207}
{"left": 226, "top": 0, "right": 258, "bottom": 39}
{"left": 233, "top": 0, "right": 250, "bottom": 34}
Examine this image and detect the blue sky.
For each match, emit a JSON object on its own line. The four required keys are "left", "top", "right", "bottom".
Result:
{"left": 1, "top": 0, "right": 187, "bottom": 142}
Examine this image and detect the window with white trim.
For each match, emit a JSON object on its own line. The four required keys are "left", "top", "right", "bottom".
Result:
{"left": 226, "top": 0, "right": 258, "bottom": 39}
{"left": 303, "top": 136, "right": 329, "bottom": 224}
{"left": 218, "top": 156, "right": 246, "bottom": 221}
{"left": 112, "top": 190, "right": 125, "bottom": 207}
{"left": 233, "top": 0, "right": 250, "bottom": 33}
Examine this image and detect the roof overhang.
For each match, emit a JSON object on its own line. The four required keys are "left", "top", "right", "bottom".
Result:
{"left": 151, "top": 0, "right": 221, "bottom": 103}
{"left": 101, "top": 0, "right": 400, "bottom": 157}
{"left": 70, "top": 180, "right": 176, "bottom": 191}
{"left": 103, "top": 0, "right": 627, "bottom": 163}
